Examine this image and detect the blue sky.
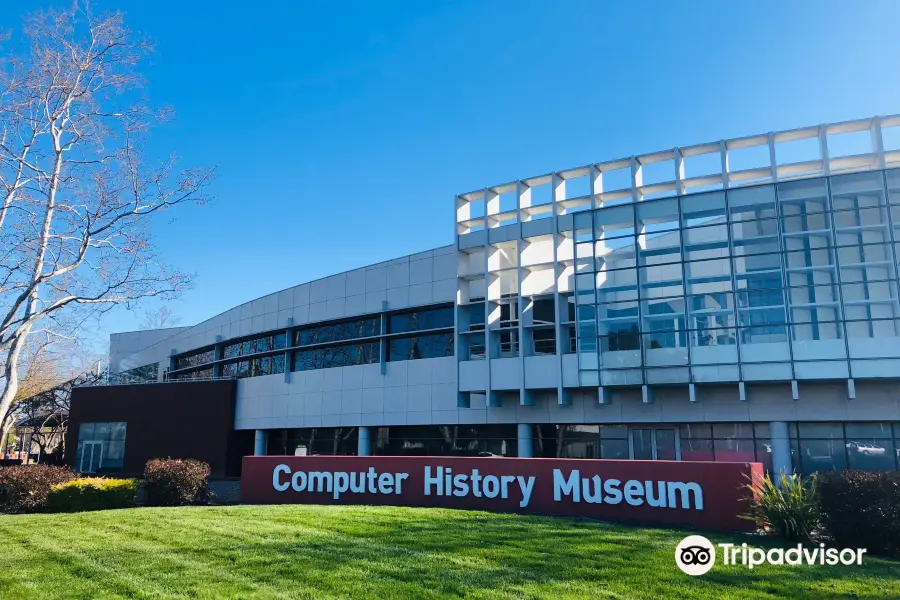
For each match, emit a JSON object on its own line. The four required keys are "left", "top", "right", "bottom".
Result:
{"left": 3, "top": 0, "right": 900, "bottom": 346}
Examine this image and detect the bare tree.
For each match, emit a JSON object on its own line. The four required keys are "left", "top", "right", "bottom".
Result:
{"left": 0, "top": 336, "right": 75, "bottom": 454}
{"left": 0, "top": 4, "right": 214, "bottom": 432}
{"left": 140, "top": 305, "right": 182, "bottom": 330}
{"left": 5, "top": 366, "right": 104, "bottom": 462}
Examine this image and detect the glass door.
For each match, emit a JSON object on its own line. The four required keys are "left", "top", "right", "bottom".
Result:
{"left": 632, "top": 429, "right": 654, "bottom": 460}
{"left": 79, "top": 441, "right": 103, "bottom": 473}
{"left": 629, "top": 428, "right": 680, "bottom": 460}
{"left": 655, "top": 428, "right": 677, "bottom": 460}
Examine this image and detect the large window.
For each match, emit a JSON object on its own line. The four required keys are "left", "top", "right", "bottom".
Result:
{"left": 75, "top": 422, "right": 127, "bottom": 473}
{"left": 532, "top": 425, "right": 634, "bottom": 460}
{"left": 296, "top": 317, "right": 380, "bottom": 346}
{"left": 174, "top": 347, "right": 215, "bottom": 370}
{"left": 793, "top": 422, "right": 900, "bottom": 474}
{"left": 170, "top": 367, "right": 214, "bottom": 381}
{"left": 222, "top": 355, "right": 285, "bottom": 378}
{"left": 111, "top": 363, "right": 158, "bottom": 384}
{"left": 373, "top": 425, "right": 516, "bottom": 457}
{"left": 159, "top": 304, "right": 455, "bottom": 382}
{"left": 292, "top": 342, "right": 379, "bottom": 371}
{"left": 566, "top": 169, "right": 900, "bottom": 383}
{"left": 267, "top": 427, "right": 358, "bottom": 456}
{"left": 679, "top": 423, "right": 771, "bottom": 472}
{"left": 389, "top": 306, "right": 453, "bottom": 333}
{"left": 223, "top": 333, "right": 287, "bottom": 359}
{"left": 388, "top": 333, "right": 453, "bottom": 361}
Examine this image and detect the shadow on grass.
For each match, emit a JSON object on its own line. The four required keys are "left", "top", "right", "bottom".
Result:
{"left": 2, "top": 505, "right": 899, "bottom": 600}
{"left": 191, "top": 506, "right": 900, "bottom": 599}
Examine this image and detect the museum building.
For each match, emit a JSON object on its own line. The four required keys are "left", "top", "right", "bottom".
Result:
{"left": 68, "top": 115, "right": 900, "bottom": 478}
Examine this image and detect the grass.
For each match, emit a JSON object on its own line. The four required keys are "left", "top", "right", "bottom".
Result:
{"left": 0, "top": 506, "right": 898, "bottom": 599}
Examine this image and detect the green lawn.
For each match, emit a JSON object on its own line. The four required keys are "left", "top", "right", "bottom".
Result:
{"left": 0, "top": 506, "right": 898, "bottom": 599}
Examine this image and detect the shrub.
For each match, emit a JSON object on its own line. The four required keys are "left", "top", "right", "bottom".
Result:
{"left": 818, "top": 470, "right": 900, "bottom": 558}
{"left": 0, "top": 464, "right": 75, "bottom": 514}
{"left": 143, "top": 458, "right": 212, "bottom": 507}
{"left": 46, "top": 477, "right": 139, "bottom": 512}
{"left": 743, "top": 472, "right": 819, "bottom": 543}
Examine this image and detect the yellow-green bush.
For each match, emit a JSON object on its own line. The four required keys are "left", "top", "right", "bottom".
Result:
{"left": 46, "top": 477, "right": 139, "bottom": 512}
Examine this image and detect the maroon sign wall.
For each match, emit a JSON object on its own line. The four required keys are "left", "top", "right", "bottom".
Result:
{"left": 243, "top": 456, "right": 761, "bottom": 531}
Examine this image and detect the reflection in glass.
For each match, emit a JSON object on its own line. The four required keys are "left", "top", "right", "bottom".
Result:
{"left": 798, "top": 423, "right": 843, "bottom": 439}
{"left": 799, "top": 439, "right": 848, "bottom": 473}
{"left": 846, "top": 439, "right": 896, "bottom": 471}
{"left": 728, "top": 185, "right": 777, "bottom": 222}
{"left": 297, "top": 317, "right": 381, "bottom": 346}
{"left": 656, "top": 429, "right": 677, "bottom": 460}
{"left": 389, "top": 333, "right": 454, "bottom": 361}
{"left": 845, "top": 422, "right": 893, "bottom": 438}
{"left": 754, "top": 439, "right": 773, "bottom": 472}
{"left": 174, "top": 348, "right": 216, "bottom": 369}
{"left": 681, "top": 191, "right": 725, "bottom": 227}
{"left": 632, "top": 429, "right": 653, "bottom": 460}
{"left": 679, "top": 424, "right": 712, "bottom": 439}
{"left": 75, "top": 422, "right": 127, "bottom": 472}
{"left": 268, "top": 427, "right": 360, "bottom": 456}
{"left": 713, "top": 438, "right": 756, "bottom": 463}
{"left": 680, "top": 438, "right": 714, "bottom": 461}
{"left": 600, "top": 439, "right": 629, "bottom": 459}
{"left": 292, "top": 342, "right": 380, "bottom": 371}
{"left": 389, "top": 306, "right": 454, "bottom": 333}
{"left": 223, "top": 334, "right": 287, "bottom": 360}
{"left": 113, "top": 363, "right": 159, "bottom": 384}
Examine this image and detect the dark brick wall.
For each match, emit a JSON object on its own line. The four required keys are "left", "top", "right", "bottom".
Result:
{"left": 67, "top": 380, "right": 242, "bottom": 477}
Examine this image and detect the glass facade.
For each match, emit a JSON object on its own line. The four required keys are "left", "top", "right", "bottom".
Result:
{"left": 267, "top": 427, "right": 360, "bottom": 456}
{"left": 679, "top": 423, "right": 772, "bottom": 472}
{"left": 292, "top": 342, "right": 379, "bottom": 371}
{"left": 373, "top": 425, "right": 517, "bottom": 456}
{"left": 568, "top": 169, "right": 900, "bottom": 386}
{"left": 223, "top": 355, "right": 285, "bottom": 378}
{"left": 164, "top": 303, "right": 455, "bottom": 381}
{"left": 174, "top": 347, "right": 216, "bottom": 370}
{"left": 266, "top": 422, "right": 900, "bottom": 474}
{"left": 389, "top": 306, "right": 454, "bottom": 333}
{"left": 110, "top": 363, "right": 158, "bottom": 384}
{"left": 387, "top": 333, "right": 453, "bottom": 361}
{"left": 171, "top": 367, "right": 214, "bottom": 381}
{"left": 296, "top": 318, "right": 380, "bottom": 346}
{"left": 266, "top": 425, "right": 517, "bottom": 457}
{"left": 223, "top": 334, "right": 287, "bottom": 359}
{"left": 792, "top": 422, "right": 900, "bottom": 474}
{"left": 75, "top": 422, "right": 127, "bottom": 473}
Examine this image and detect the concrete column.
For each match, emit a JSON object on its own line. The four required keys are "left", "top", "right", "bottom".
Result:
{"left": 770, "top": 421, "right": 792, "bottom": 481}
{"left": 212, "top": 338, "right": 224, "bottom": 378}
{"left": 358, "top": 426, "right": 372, "bottom": 456}
{"left": 254, "top": 429, "right": 267, "bottom": 456}
{"left": 517, "top": 423, "right": 533, "bottom": 458}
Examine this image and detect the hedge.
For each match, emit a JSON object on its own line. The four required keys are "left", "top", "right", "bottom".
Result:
{"left": 818, "top": 470, "right": 900, "bottom": 558}
{"left": 143, "top": 458, "right": 212, "bottom": 507}
{"left": 0, "top": 464, "right": 75, "bottom": 514}
{"left": 46, "top": 477, "right": 139, "bottom": 512}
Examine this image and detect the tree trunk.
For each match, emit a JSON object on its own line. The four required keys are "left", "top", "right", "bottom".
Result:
{"left": 0, "top": 328, "right": 29, "bottom": 447}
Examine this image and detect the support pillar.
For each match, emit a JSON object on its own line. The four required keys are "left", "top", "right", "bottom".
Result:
{"left": 212, "top": 336, "right": 224, "bottom": 378}
{"left": 358, "top": 426, "right": 372, "bottom": 456}
{"left": 770, "top": 421, "right": 792, "bottom": 482}
{"left": 598, "top": 386, "right": 612, "bottom": 405}
{"left": 284, "top": 317, "right": 294, "bottom": 384}
{"left": 517, "top": 423, "right": 533, "bottom": 458}
{"left": 254, "top": 429, "right": 267, "bottom": 456}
